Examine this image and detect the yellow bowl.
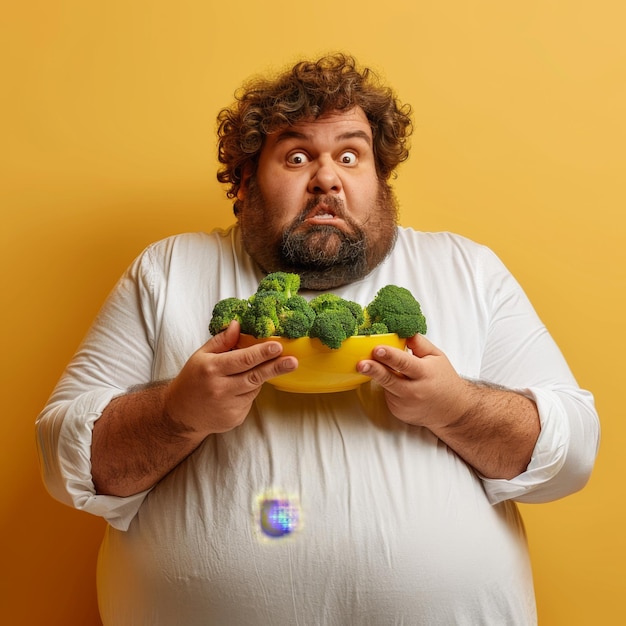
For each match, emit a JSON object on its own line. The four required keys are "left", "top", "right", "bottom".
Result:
{"left": 237, "top": 333, "right": 407, "bottom": 393}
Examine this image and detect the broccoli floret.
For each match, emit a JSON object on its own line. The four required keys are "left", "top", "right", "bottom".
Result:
{"left": 241, "top": 289, "right": 288, "bottom": 338}
{"left": 237, "top": 272, "right": 310, "bottom": 339}
{"left": 365, "top": 284, "right": 427, "bottom": 338}
{"left": 308, "top": 294, "right": 365, "bottom": 348}
{"left": 308, "top": 294, "right": 362, "bottom": 318}
{"left": 257, "top": 272, "right": 301, "bottom": 299}
{"left": 209, "top": 297, "right": 249, "bottom": 336}
{"left": 308, "top": 310, "right": 356, "bottom": 349}
{"left": 278, "top": 295, "right": 316, "bottom": 339}
{"left": 357, "top": 321, "right": 390, "bottom": 336}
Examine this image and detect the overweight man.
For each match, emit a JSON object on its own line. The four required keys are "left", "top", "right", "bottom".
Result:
{"left": 37, "top": 54, "right": 599, "bottom": 625}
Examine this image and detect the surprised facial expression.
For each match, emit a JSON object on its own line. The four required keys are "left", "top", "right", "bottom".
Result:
{"left": 237, "top": 107, "right": 398, "bottom": 290}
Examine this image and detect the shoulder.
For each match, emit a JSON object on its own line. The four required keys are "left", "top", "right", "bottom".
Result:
{"left": 121, "top": 225, "right": 244, "bottom": 287}
{"left": 381, "top": 227, "right": 516, "bottom": 299}
{"left": 124, "top": 225, "right": 262, "bottom": 299}
{"left": 143, "top": 226, "right": 240, "bottom": 259}
{"left": 392, "top": 227, "right": 501, "bottom": 269}
{"left": 398, "top": 226, "right": 484, "bottom": 249}
{"left": 130, "top": 226, "right": 241, "bottom": 271}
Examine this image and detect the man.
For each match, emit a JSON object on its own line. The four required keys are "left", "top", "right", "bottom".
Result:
{"left": 37, "top": 54, "right": 599, "bottom": 625}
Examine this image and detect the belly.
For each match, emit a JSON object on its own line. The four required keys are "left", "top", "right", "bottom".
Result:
{"left": 97, "top": 392, "right": 536, "bottom": 625}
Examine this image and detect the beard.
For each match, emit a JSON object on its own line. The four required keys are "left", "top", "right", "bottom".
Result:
{"left": 238, "top": 177, "right": 399, "bottom": 290}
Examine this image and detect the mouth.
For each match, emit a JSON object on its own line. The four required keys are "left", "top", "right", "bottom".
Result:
{"left": 303, "top": 202, "right": 346, "bottom": 227}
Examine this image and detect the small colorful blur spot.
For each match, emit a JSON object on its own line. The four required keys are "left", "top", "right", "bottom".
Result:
{"left": 260, "top": 498, "right": 299, "bottom": 538}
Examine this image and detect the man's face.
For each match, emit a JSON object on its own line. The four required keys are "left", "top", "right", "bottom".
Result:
{"left": 237, "top": 107, "right": 398, "bottom": 290}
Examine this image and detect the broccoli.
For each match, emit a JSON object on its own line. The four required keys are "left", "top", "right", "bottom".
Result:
{"left": 365, "top": 284, "right": 427, "bottom": 338}
{"left": 240, "top": 289, "right": 287, "bottom": 338}
{"left": 209, "top": 272, "right": 311, "bottom": 339}
{"left": 278, "top": 295, "right": 316, "bottom": 339}
{"left": 257, "top": 272, "right": 301, "bottom": 299}
{"left": 208, "top": 297, "right": 249, "bottom": 336}
{"left": 239, "top": 273, "right": 315, "bottom": 339}
{"left": 208, "top": 273, "right": 427, "bottom": 349}
{"left": 256, "top": 273, "right": 314, "bottom": 338}
{"left": 308, "top": 293, "right": 365, "bottom": 349}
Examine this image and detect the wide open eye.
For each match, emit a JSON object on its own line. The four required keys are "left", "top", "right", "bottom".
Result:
{"left": 339, "top": 151, "right": 358, "bottom": 165}
{"left": 286, "top": 152, "right": 310, "bottom": 166}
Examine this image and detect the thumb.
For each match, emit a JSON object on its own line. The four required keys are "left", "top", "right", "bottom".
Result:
{"left": 202, "top": 320, "right": 241, "bottom": 353}
{"left": 406, "top": 333, "right": 441, "bottom": 358}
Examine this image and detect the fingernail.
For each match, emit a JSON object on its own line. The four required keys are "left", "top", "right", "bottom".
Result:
{"left": 268, "top": 342, "right": 281, "bottom": 354}
{"left": 374, "top": 347, "right": 387, "bottom": 358}
{"left": 283, "top": 357, "right": 297, "bottom": 370}
{"left": 359, "top": 362, "right": 370, "bottom": 374}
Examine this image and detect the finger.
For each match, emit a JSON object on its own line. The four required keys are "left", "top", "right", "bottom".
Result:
{"left": 368, "top": 344, "right": 417, "bottom": 378}
{"left": 406, "top": 333, "right": 442, "bottom": 358}
{"left": 357, "top": 358, "right": 408, "bottom": 389}
{"left": 202, "top": 320, "right": 241, "bottom": 354}
{"left": 239, "top": 354, "right": 299, "bottom": 389}
{"left": 218, "top": 339, "right": 290, "bottom": 377}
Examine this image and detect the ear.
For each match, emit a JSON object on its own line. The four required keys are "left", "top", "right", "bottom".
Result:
{"left": 236, "top": 164, "right": 253, "bottom": 201}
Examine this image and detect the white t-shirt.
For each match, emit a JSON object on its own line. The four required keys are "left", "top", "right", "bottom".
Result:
{"left": 36, "top": 226, "right": 599, "bottom": 625}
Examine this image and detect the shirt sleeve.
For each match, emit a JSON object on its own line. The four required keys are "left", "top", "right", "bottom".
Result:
{"left": 36, "top": 245, "right": 161, "bottom": 531}
{"left": 475, "top": 245, "right": 600, "bottom": 503}
{"left": 482, "top": 386, "right": 599, "bottom": 504}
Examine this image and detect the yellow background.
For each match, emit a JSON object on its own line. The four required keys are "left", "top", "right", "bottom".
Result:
{"left": 2, "top": 1, "right": 624, "bottom": 623}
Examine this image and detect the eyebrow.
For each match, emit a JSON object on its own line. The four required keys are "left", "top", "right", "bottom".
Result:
{"left": 273, "top": 129, "right": 372, "bottom": 146}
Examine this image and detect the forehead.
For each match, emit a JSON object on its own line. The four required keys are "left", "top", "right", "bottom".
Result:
{"left": 266, "top": 107, "right": 373, "bottom": 147}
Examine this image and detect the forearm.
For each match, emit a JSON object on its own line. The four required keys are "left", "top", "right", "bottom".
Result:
{"left": 431, "top": 380, "right": 541, "bottom": 479}
{"left": 91, "top": 325, "right": 295, "bottom": 498}
{"left": 91, "top": 382, "right": 205, "bottom": 497}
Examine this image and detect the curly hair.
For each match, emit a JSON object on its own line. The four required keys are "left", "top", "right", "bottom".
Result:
{"left": 216, "top": 53, "right": 413, "bottom": 207}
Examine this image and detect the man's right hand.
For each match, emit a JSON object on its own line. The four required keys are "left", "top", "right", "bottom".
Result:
{"left": 165, "top": 320, "right": 298, "bottom": 436}
{"left": 92, "top": 321, "right": 297, "bottom": 497}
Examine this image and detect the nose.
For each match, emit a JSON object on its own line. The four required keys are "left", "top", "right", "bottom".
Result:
{"left": 307, "top": 157, "right": 342, "bottom": 195}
